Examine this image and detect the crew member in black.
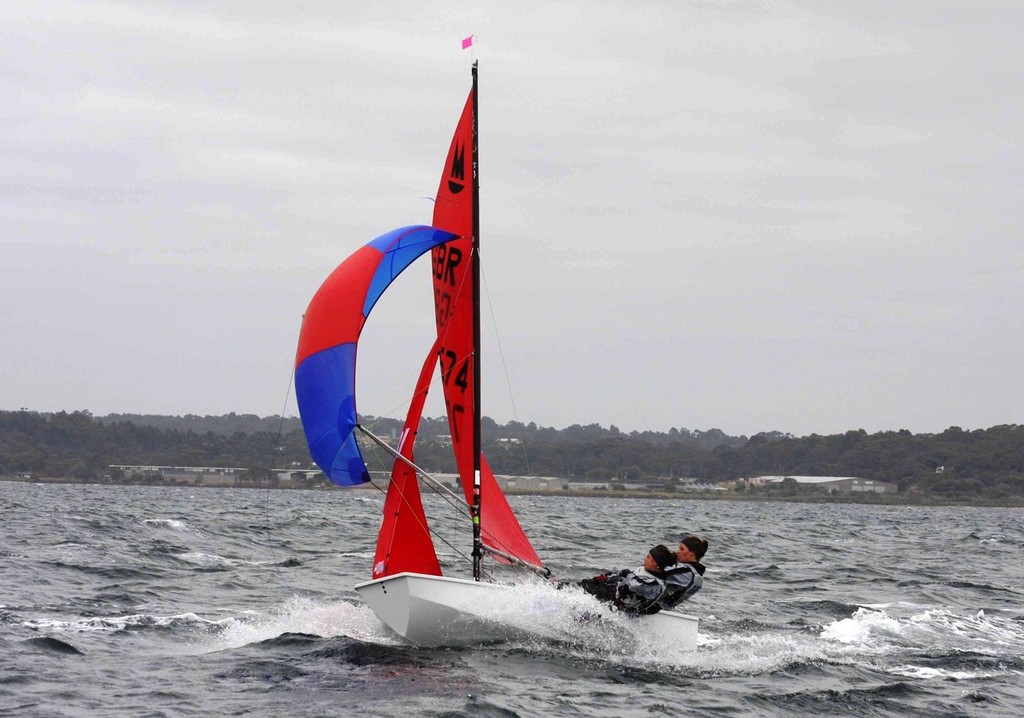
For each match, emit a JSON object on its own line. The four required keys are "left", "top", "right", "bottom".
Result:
{"left": 579, "top": 544, "right": 677, "bottom": 615}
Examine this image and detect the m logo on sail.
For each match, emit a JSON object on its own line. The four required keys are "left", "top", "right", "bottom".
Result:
{"left": 447, "top": 143, "right": 466, "bottom": 194}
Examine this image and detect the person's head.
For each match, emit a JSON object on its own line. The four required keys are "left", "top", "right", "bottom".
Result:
{"left": 644, "top": 544, "right": 676, "bottom": 573}
{"left": 678, "top": 535, "right": 708, "bottom": 563}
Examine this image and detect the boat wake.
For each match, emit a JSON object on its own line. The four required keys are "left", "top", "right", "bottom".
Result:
{"left": 195, "top": 596, "right": 402, "bottom": 653}
{"left": 821, "top": 604, "right": 1024, "bottom": 665}
{"left": 203, "top": 584, "right": 697, "bottom": 661}
{"left": 17, "top": 586, "right": 1022, "bottom": 684}
{"left": 19, "top": 611, "right": 231, "bottom": 634}
{"left": 675, "top": 603, "right": 1024, "bottom": 679}
{"left": 462, "top": 596, "right": 1024, "bottom": 679}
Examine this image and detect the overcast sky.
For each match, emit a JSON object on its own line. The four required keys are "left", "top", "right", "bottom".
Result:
{"left": 3, "top": 1, "right": 1022, "bottom": 437}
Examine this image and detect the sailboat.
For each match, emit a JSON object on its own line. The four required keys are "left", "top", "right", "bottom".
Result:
{"left": 294, "top": 63, "right": 699, "bottom": 649}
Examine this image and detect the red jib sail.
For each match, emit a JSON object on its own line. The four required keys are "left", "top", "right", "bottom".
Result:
{"left": 430, "top": 86, "right": 542, "bottom": 569}
{"left": 372, "top": 333, "right": 445, "bottom": 579}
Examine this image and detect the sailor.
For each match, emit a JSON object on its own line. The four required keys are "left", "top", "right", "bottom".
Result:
{"left": 579, "top": 544, "right": 677, "bottom": 615}
{"left": 658, "top": 534, "right": 708, "bottom": 610}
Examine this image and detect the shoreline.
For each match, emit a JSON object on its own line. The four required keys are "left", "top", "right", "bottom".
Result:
{"left": 3, "top": 475, "right": 1021, "bottom": 508}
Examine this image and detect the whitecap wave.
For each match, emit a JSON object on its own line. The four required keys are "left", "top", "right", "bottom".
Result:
{"left": 683, "top": 630, "right": 862, "bottom": 675}
{"left": 194, "top": 595, "right": 399, "bottom": 653}
{"left": 821, "top": 606, "right": 1024, "bottom": 658}
{"left": 21, "top": 612, "right": 229, "bottom": 633}
{"left": 821, "top": 607, "right": 905, "bottom": 646}
{"left": 432, "top": 579, "right": 714, "bottom": 667}
{"left": 889, "top": 664, "right": 1016, "bottom": 681}
{"left": 176, "top": 551, "right": 240, "bottom": 568}
{"left": 143, "top": 518, "right": 191, "bottom": 532}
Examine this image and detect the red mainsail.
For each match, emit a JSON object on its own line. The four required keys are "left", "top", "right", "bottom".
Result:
{"left": 431, "top": 90, "right": 476, "bottom": 496}
{"left": 430, "top": 83, "right": 542, "bottom": 570}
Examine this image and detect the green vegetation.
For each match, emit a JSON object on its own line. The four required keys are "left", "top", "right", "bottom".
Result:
{"left": 1, "top": 410, "right": 1022, "bottom": 504}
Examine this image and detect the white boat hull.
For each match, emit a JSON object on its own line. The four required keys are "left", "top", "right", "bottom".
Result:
{"left": 354, "top": 572, "right": 699, "bottom": 650}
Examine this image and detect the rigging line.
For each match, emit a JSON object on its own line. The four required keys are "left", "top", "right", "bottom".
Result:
{"left": 361, "top": 464, "right": 534, "bottom": 577}
{"left": 362, "top": 248, "right": 475, "bottom": 498}
{"left": 480, "top": 260, "right": 532, "bottom": 474}
{"left": 357, "top": 432, "right": 471, "bottom": 536}
{"left": 358, "top": 425, "right": 467, "bottom": 508}
{"left": 361, "top": 244, "right": 473, "bottom": 436}
{"left": 360, "top": 430, "right": 470, "bottom": 524}
{"left": 262, "top": 368, "right": 296, "bottom": 593}
{"left": 358, "top": 354, "right": 440, "bottom": 436}
{"left": 362, "top": 476, "right": 474, "bottom": 568}
{"left": 360, "top": 422, "right": 533, "bottom": 564}
{"left": 360, "top": 448, "right": 473, "bottom": 567}
{"left": 358, "top": 427, "right": 473, "bottom": 550}
{"left": 361, "top": 452, "right": 521, "bottom": 569}
{"left": 362, "top": 349, "right": 472, "bottom": 440}
{"left": 359, "top": 424, "right": 546, "bottom": 574}
{"left": 360, "top": 423, "right": 535, "bottom": 571}
{"left": 430, "top": 255, "right": 543, "bottom": 563}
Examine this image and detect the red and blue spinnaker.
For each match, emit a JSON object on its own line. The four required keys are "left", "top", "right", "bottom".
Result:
{"left": 295, "top": 225, "right": 456, "bottom": 487}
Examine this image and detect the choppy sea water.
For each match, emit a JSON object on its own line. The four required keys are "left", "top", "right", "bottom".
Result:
{"left": 2, "top": 482, "right": 1023, "bottom": 717}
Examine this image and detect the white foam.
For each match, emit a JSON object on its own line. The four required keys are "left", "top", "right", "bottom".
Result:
{"left": 860, "top": 601, "right": 930, "bottom": 611}
{"left": 335, "top": 551, "right": 375, "bottom": 560}
{"left": 195, "top": 596, "right": 399, "bottom": 653}
{"left": 142, "top": 518, "right": 191, "bottom": 532}
{"left": 889, "top": 665, "right": 1000, "bottom": 681}
{"left": 821, "top": 607, "right": 904, "bottom": 646}
{"left": 176, "top": 551, "right": 240, "bottom": 568}
{"left": 906, "top": 608, "right": 1023, "bottom": 647}
{"left": 689, "top": 631, "right": 859, "bottom": 675}
{"left": 21, "top": 612, "right": 228, "bottom": 633}
{"left": 820, "top": 605, "right": 1024, "bottom": 660}
{"left": 456, "top": 579, "right": 725, "bottom": 668}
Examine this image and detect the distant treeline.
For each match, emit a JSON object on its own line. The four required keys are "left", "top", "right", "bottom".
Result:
{"left": 2, "top": 410, "right": 1022, "bottom": 501}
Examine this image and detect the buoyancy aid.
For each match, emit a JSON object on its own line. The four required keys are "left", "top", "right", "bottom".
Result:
{"left": 615, "top": 567, "right": 668, "bottom": 615}
{"left": 659, "top": 560, "right": 705, "bottom": 609}
{"left": 580, "top": 567, "right": 668, "bottom": 615}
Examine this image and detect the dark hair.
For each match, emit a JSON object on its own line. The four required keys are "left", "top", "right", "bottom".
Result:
{"left": 649, "top": 544, "right": 676, "bottom": 570}
{"left": 680, "top": 535, "right": 708, "bottom": 560}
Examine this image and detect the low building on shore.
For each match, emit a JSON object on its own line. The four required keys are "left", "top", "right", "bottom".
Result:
{"left": 109, "top": 464, "right": 248, "bottom": 485}
{"left": 749, "top": 475, "right": 898, "bottom": 494}
{"left": 108, "top": 464, "right": 326, "bottom": 486}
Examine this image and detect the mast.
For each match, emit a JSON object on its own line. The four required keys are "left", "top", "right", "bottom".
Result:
{"left": 470, "top": 61, "right": 483, "bottom": 581}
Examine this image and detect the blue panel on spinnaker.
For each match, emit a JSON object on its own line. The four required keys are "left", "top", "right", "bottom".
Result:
{"left": 295, "top": 343, "right": 367, "bottom": 486}
{"left": 364, "top": 226, "right": 458, "bottom": 318}
{"left": 294, "top": 225, "right": 457, "bottom": 488}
